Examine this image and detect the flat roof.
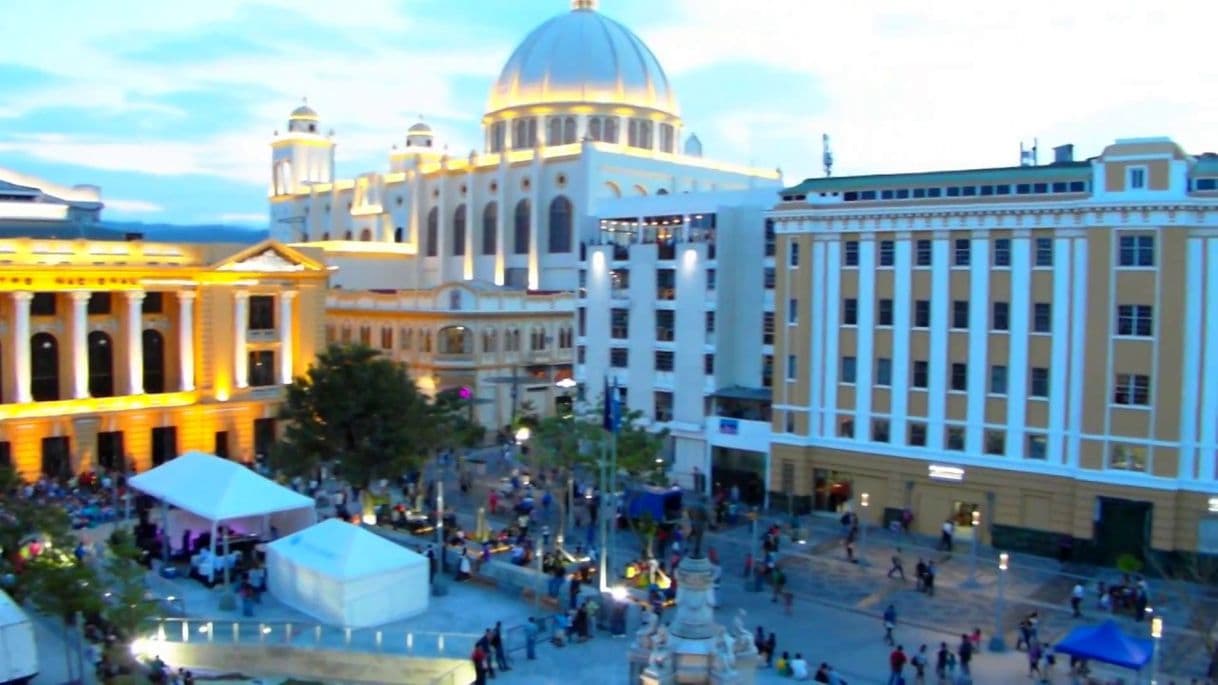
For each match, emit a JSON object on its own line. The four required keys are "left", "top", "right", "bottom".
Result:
{"left": 783, "top": 161, "right": 1091, "bottom": 196}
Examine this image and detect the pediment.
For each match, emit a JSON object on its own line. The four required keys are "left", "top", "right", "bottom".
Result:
{"left": 213, "top": 240, "right": 325, "bottom": 273}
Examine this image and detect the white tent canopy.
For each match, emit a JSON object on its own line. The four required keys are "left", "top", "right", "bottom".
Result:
{"left": 266, "top": 519, "right": 429, "bottom": 628}
{"left": 129, "top": 451, "right": 317, "bottom": 565}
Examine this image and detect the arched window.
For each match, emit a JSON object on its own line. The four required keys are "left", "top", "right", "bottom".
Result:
{"left": 588, "top": 117, "right": 602, "bottom": 142}
{"left": 513, "top": 199, "right": 530, "bottom": 255}
{"left": 604, "top": 117, "right": 619, "bottom": 143}
{"left": 452, "top": 205, "right": 467, "bottom": 256}
{"left": 438, "top": 326, "right": 471, "bottom": 354}
{"left": 142, "top": 330, "right": 165, "bottom": 394}
{"left": 394, "top": 227, "right": 404, "bottom": 243}
{"left": 547, "top": 118, "right": 562, "bottom": 147}
{"left": 30, "top": 333, "right": 59, "bottom": 401}
{"left": 425, "top": 207, "right": 439, "bottom": 257}
{"left": 359, "top": 228, "right": 372, "bottom": 241}
{"left": 322, "top": 232, "right": 331, "bottom": 241}
{"left": 563, "top": 117, "right": 576, "bottom": 144}
{"left": 344, "top": 230, "right": 353, "bottom": 240}
{"left": 87, "top": 331, "right": 114, "bottom": 398}
{"left": 482, "top": 202, "right": 497, "bottom": 255}
{"left": 548, "top": 196, "right": 572, "bottom": 253}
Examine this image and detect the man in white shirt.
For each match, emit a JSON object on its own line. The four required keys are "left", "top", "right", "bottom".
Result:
{"left": 790, "top": 653, "right": 809, "bottom": 680}
{"left": 1071, "top": 583, "right": 1085, "bottom": 617}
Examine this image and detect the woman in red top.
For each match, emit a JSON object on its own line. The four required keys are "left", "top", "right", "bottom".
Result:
{"left": 471, "top": 645, "right": 488, "bottom": 684}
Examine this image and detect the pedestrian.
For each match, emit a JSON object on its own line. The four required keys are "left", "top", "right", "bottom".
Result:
{"left": 935, "top": 642, "right": 949, "bottom": 683}
{"left": 1071, "top": 582, "right": 1084, "bottom": 618}
{"left": 957, "top": 634, "right": 972, "bottom": 675}
{"left": 924, "top": 561, "right": 936, "bottom": 597}
{"left": 939, "top": 519, "right": 954, "bottom": 552}
{"left": 1027, "top": 640, "right": 1043, "bottom": 679}
{"left": 569, "top": 573, "right": 581, "bottom": 610}
{"left": 772, "top": 564, "right": 787, "bottom": 602}
{"left": 477, "top": 628, "right": 496, "bottom": 678}
{"left": 883, "top": 603, "right": 897, "bottom": 646}
{"left": 765, "top": 632, "right": 777, "bottom": 668}
{"left": 888, "top": 645, "right": 907, "bottom": 685}
{"left": 915, "top": 558, "right": 928, "bottom": 592}
{"left": 524, "top": 617, "right": 539, "bottom": 660}
{"left": 471, "top": 644, "right": 488, "bottom": 685}
{"left": 911, "top": 644, "right": 928, "bottom": 685}
{"left": 888, "top": 549, "right": 906, "bottom": 581}
{"left": 427, "top": 546, "right": 437, "bottom": 584}
{"left": 492, "top": 621, "right": 510, "bottom": 672}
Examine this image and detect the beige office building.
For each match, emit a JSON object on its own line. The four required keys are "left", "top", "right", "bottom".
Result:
{"left": 769, "top": 138, "right": 1218, "bottom": 559}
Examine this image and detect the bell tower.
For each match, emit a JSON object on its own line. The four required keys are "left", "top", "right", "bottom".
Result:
{"left": 270, "top": 99, "right": 336, "bottom": 196}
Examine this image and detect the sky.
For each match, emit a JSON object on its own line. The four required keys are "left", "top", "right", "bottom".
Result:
{"left": 0, "top": 0, "right": 1215, "bottom": 226}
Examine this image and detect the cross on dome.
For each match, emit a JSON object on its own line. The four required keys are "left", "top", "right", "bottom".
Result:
{"left": 571, "top": 0, "right": 597, "bottom": 9}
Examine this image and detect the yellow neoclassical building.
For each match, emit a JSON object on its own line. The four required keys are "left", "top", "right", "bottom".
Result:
{"left": 0, "top": 237, "right": 329, "bottom": 480}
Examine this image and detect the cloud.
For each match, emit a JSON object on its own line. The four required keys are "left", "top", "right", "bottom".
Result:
{"left": 105, "top": 199, "right": 164, "bottom": 213}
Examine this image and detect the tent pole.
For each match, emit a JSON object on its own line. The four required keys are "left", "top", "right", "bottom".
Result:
{"left": 209, "top": 520, "right": 218, "bottom": 586}
{"left": 223, "top": 520, "right": 232, "bottom": 590}
{"left": 161, "top": 501, "right": 171, "bottom": 570}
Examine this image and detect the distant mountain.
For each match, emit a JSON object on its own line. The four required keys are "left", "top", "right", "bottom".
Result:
{"left": 102, "top": 221, "right": 268, "bottom": 244}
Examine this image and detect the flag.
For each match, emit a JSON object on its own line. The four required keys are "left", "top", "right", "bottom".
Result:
{"left": 602, "top": 376, "right": 620, "bottom": 433}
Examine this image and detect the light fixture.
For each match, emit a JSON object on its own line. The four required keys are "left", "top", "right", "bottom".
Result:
{"left": 860, "top": 492, "right": 870, "bottom": 508}
{"left": 610, "top": 585, "right": 628, "bottom": 602}
{"left": 515, "top": 426, "right": 531, "bottom": 443}
{"left": 555, "top": 378, "right": 577, "bottom": 389}
{"left": 971, "top": 510, "right": 981, "bottom": 527}
{"left": 998, "top": 552, "right": 1009, "bottom": 571}
{"left": 929, "top": 464, "right": 965, "bottom": 482}
{"left": 1151, "top": 616, "right": 1163, "bottom": 639}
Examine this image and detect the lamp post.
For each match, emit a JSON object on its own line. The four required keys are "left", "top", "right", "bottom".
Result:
{"left": 962, "top": 510, "right": 981, "bottom": 589}
{"left": 1151, "top": 616, "right": 1163, "bottom": 685}
{"left": 989, "top": 552, "right": 1009, "bottom": 652}
{"left": 858, "top": 492, "right": 871, "bottom": 567}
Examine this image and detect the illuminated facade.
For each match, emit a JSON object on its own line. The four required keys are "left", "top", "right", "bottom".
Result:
{"left": 0, "top": 236, "right": 329, "bottom": 480}
{"left": 770, "top": 138, "right": 1218, "bottom": 557}
{"left": 267, "top": 0, "right": 780, "bottom": 426}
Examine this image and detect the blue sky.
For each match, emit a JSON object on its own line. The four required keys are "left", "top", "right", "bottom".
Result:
{"left": 0, "top": 0, "right": 1214, "bottom": 225}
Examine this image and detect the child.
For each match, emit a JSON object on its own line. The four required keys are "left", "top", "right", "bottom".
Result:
{"left": 776, "top": 651, "right": 791, "bottom": 676}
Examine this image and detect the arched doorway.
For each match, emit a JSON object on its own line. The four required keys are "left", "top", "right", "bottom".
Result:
{"left": 142, "top": 330, "right": 165, "bottom": 394}
{"left": 87, "top": 331, "right": 114, "bottom": 397}
{"left": 30, "top": 332, "right": 59, "bottom": 401}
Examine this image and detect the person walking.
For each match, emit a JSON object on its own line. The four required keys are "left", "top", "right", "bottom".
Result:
{"left": 939, "top": 519, "right": 954, "bottom": 552}
{"left": 772, "top": 565, "right": 788, "bottom": 603}
{"left": 491, "top": 621, "right": 510, "bottom": 672}
{"left": 477, "top": 628, "right": 496, "bottom": 678}
{"left": 883, "top": 604, "right": 898, "bottom": 646}
{"left": 524, "top": 617, "right": 539, "bottom": 660}
{"left": 957, "top": 634, "right": 972, "bottom": 676}
{"left": 1070, "top": 582, "right": 1085, "bottom": 618}
{"left": 888, "top": 549, "right": 906, "bottom": 581}
{"left": 765, "top": 632, "right": 778, "bottom": 669}
{"left": 911, "top": 644, "right": 928, "bottom": 685}
{"left": 887, "top": 645, "right": 907, "bottom": 685}
{"left": 471, "top": 643, "right": 488, "bottom": 685}
{"left": 1027, "top": 640, "right": 1044, "bottom": 679}
{"left": 935, "top": 642, "right": 949, "bottom": 683}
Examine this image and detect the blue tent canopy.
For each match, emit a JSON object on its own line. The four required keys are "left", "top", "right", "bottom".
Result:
{"left": 1054, "top": 620, "right": 1155, "bottom": 670}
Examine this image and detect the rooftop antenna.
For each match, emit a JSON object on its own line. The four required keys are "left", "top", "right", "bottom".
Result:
{"left": 1020, "top": 138, "right": 1039, "bottom": 167}
{"left": 822, "top": 133, "right": 834, "bottom": 177}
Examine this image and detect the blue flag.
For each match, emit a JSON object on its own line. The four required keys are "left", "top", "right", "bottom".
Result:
{"left": 602, "top": 376, "right": 620, "bottom": 433}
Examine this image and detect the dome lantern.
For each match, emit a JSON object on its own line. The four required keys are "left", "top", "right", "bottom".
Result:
{"left": 571, "top": 0, "right": 597, "bottom": 9}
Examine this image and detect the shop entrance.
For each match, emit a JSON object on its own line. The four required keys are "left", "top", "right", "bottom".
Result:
{"left": 96, "top": 431, "right": 124, "bottom": 472}
{"left": 41, "top": 436, "right": 71, "bottom": 480}
{"left": 711, "top": 447, "right": 765, "bottom": 506}
{"left": 812, "top": 469, "right": 852, "bottom": 513}
{"left": 1094, "top": 497, "right": 1152, "bottom": 565}
{"left": 952, "top": 500, "right": 982, "bottom": 540}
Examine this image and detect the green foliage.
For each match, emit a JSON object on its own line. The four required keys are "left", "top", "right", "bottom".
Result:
{"left": 102, "top": 529, "right": 158, "bottom": 640}
{"left": 23, "top": 545, "right": 103, "bottom": 624}
{"left": 1116, "top": 553, "right": 1144, "bottom": 574}
{"left": 273, "top": 344, "right": 457, "bottom": 488}
{"left": 0, "top": 481, "right": 77, "bottom": 602}
{"left": 434, "top": 389, "right": 487, "bottom": 448}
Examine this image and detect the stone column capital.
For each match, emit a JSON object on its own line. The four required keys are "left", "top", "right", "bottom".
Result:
{"left": 124, "top": 290, "right": 146, "bottom": 303}
{"left": 233, "top": 290, "right": 251, "bottom": 301}
{"left": 68, "top": 291, "right": 93, "bottom": 303}
{"left": 177, "top": 290, "right": 197, "bottom": 302}
{"left": 11, "top": 291, "right": 33, "bottom": 303}
{"left": 279, "top": 290, "right": 297, "bottom": 301}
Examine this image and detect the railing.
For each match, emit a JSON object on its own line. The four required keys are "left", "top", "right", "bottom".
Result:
{"left": 142, "top": 617, "right": 480, "bottom": 660}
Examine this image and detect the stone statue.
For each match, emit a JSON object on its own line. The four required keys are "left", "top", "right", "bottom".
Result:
{"left": 647, "top": 624, "right": 673, "bottom": 671}
{"left": 710, "top": 624, "right": 737, "bottom": 673}
{"left": 684, "top": 505, "right": 708, "bottom": 558}
{"left": 732, "top": 609, "right": 753, "bottom": 652}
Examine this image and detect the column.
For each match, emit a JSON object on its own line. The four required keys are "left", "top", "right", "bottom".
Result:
{"left": 125, "top": 291, "right": 145, "bottom": 395}
{"left": 233, "top": 291, "right": 249, "bottom": 388}
{"left": 177, "top": 291, "right": 196, "bottom": 391}
{"left": 278, "top": 291, "right": 295, "bottom": 384}
{"left": 12, "top": 292, "right": 32, "bottom": 403}
{"left": 70, "top": 291, "right": 91, "bottom": 399}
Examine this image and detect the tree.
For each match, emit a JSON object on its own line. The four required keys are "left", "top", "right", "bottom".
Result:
{"left": 272, "top": 344, "right": 454, "bottom": 489}
{"left": 102, "top": 529, "right": 158, "bottom": 640}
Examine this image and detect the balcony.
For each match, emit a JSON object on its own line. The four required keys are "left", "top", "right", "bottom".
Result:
{"left": 0, "top": 391, "right": 199, "bottom": 420}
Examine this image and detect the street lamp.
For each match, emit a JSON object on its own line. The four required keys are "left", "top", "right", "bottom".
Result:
{"left": 1151, "top": 616, "right": 1163, "bottom": 685}
{"left": 858, "top": 493, "right": 871, "bottom": 567}
{"left": 989, "top": 552, "right": 1009, "bottom": 652}
{"left": 962, "top": 510, "right": 981, "bottom": 589}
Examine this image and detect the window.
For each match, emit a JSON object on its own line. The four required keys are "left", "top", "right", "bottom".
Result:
{"left": 842, "top": 298, "right": 858, "bottom": 325}
{"left": 912, "top": 360, "right": 928, "bottom": 388}
{"left": 876, "top": 358, "right": 892, "bottom": 386}
{"left": 789, "top": 242, "right": 800, "bottom": 267}
{"left": 1118, "top": 235, "right": 1155, "bottom": 267}
{"left": 762, "top": 355, "right": 773, "bottom": 387}
{"left": 654, "top": 391, "right": 673, "bottom": 423}
{"left": 248, "top": 295, "right": 275, "bottom": 330}
{"left": 786, "top": 354, "right": 797, "bottom": 381}
{"left": 953, "top": 239, "right": 971, "bottom": 267}
{"left": 1030, "top": 367, "right": 1050, "bottom": 398}
{"left": 877, "top": 298, "right": 893, "bottom": 327}
{"left": 763, "top": 312, "right": 774, "bottom": 345}
{"left": 452, "top": 205, "right": 467, "bottom": 255}
{"left": 513, "top": 199, "right": 530, "bottom": 254}
{"left": 946, "top": 426, "right": 965, "bottom": 450}
{"left": 908, "top": 422, "right": 927, "bottom": 447}
{"left": 707, "top": 269, "right": 716, "bottom": 290}
{"left": 31, "top": 293, "right": 55, "bottom": 316}
{"left": 1128, "top": 167, "right": 1146, "bottom": 190}
{"left": 952, "top": 300, "right": 969, "bottom": 329}
{"left": 1035, "top": 237, "right": 1053, "bottom": 267}
{"left": 839, "top": 419, "right": 854, "bottom": 438}
{"left": 951, "top": 362, "right": 967, "bottom": 391}
{"left": 915, "top": 239, "right": 932, "bottom": 267}
{"left": 1027, "top": 434, "right": 1047, "bottom": 460}
{"left": 425, "top": 206, "right": 439, "bottom": 256}
{"left": 655, "top": 350, "right": 674, "bottom": 372}
{"left": 548, "top": 196, "right": 572, "bottom": 253}
{"left": 610, "top": 309, "right": 628, "bottom": 339}
{"left": 914, "top": 299, "right": 930, "bottom": 328}
{"left": 984, "top": 430, "right": 1005, "bottom": 455}
{"left": 481, "top": 202, "right": 498, "bottom": 255}
{"left": 248, "top": 350, "right": 276, "bottom": 387}
{"left": 763, "top": 267, "right": 776, "bottom": 290}
{"left": 656, "top": 310, "right": 674, "bottom": 341}
{"left": 844, "top": 241, "right": 859, "bottom": 267}
{"left": 872, "top": 419, "right": 890, "bottom": 443}
{"left": 787, "top": 298, "right": 798, "bottom": 325}
{"left": 87, "top": 292, "right": 111, "bottom": 315}
{"left": 764, "top": 219, "right": 776, "bottom": 257}
{"left": 142, "top": 292, "right": 164, "bottom": 313}
{"left": 705, "top": 312, "right": 716, "bottom": 335}
{"left": 879, "top": 240, "right": 895, "bottom": 267}
{"left": 990, "top": 365, "right": 1008, "bottom": 395}
{"left": 993, "top": 238, "right": 1011, "bottom": 267}
{"left": 1033, "top": 303, "right": 1052, "bottom": 333}
{"left": 1117, "top": 305, "right": 1153, "bottom": 337}
{"left": 1113, "top": 373, "right": 1151, "bottom": 405}
{"left": 87, "top": 331, "right": 114, "bottom": 398}
{"left": 610, "top": 347, "right": 628, "bottom": 368}
{"left": 142, "top": 330, "right": 165, "bottom": 394}
{"left": 841, "top": 356, "right": 857, "bottom": 384}
{"left": 704, "top": 354, "right": 715, "bottom": 375}
{"left": 1109, "top": 444, "right": 1147, "bottom": 471}
{"left": 656, "top": 269, "right": 676, "bottom": 300}
{"left": 992, "top": 302, "right": 1010, "bottom": 331}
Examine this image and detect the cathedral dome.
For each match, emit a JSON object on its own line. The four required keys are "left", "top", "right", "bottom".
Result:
{"left": 486, "top": 1, "right": 678, "bottom": 118}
